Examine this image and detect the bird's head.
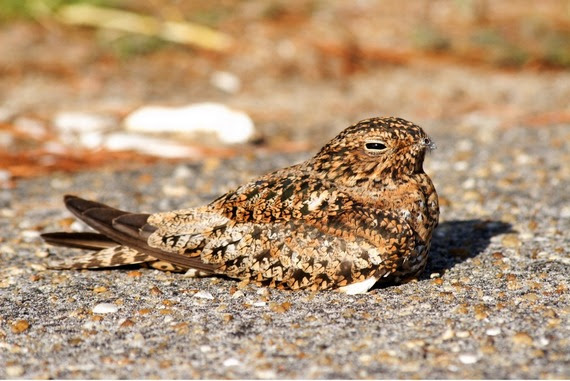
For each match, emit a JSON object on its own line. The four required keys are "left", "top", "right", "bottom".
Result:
{"left": 309, "top": 117, "right": 435, "bottom": 188}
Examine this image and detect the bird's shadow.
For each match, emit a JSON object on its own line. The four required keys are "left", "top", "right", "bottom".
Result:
{"left": 374, "top": 219, "right": 513, "bottom": 289}
{"left": 423, "top": 219, "right": 513, "bottom": 278}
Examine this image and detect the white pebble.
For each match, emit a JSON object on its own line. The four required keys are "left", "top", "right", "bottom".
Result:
{"left": 54, "top": 112, "right": 114, "bottom": 133}
{"left": 210, "top": 71, "right": 241, "bottom": 94}
{"left": 223, "top": 358, "right": 241, "bottom": 367}
{"left": 485, "top": 327, "right": 501, "bottom": 336}
{"left": 193, "top": 291, "right": 214, "bottom": 300}
{"left": 162, "top": 184, "right": 188, "bottom": 197}
{"left": 458, "top": 354, "right": 478, "bottom": 364}
{"left": 200, "top": 345, "right": 212, "bottom": 353}
{"left": 5, "top": 365, "right": 24, "bottom": 377}
{"left": 0, "top": 170, "right": 12, "bottom": 183}
{"left": 21, "top": 230, "right": 41, "bottom": 240}
{"left": 462, "top": 177, "right": 476, "bottom": 189}
{"left": 173, "top": 165, "right": 192, "bottom": 179}
{"left": 253, "top": 301, "right": 267, "bottom": 307}
{"left": 454, "top": 161, "right": 468, "bottom": 171}
{"left": 92, "top": 303, "right": 118, "bottom": 314}
{"left": 456, "top": 330, "right": 470, "bottom": 338}
{"left": 124, "top": 102, "right": 255, "bottom": 144}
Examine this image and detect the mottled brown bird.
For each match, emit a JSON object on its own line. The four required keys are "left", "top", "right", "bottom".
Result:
{"left": 42, "top": 117, "right": 439, "bottom": 293}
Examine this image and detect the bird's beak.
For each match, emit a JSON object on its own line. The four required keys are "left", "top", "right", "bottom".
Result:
{"left": 423, "top": 137, "right": 436, "bottom": 151}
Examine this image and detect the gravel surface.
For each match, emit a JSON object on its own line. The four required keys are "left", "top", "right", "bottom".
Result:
{"left": 1, "top": 120, "right": 569, "bottom": 379}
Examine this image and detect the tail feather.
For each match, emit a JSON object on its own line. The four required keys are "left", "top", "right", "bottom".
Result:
{"left": 41, "top": 232, "right": 117, "bottom": 250}
{"left": 42, "top": 195, "right": 216, "bottom": 273}
{"left": 47, "top": 246, "right": 157, "bottom": 269}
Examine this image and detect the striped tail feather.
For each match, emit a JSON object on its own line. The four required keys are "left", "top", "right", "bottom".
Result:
{"left": 41, "top": 195, "right": 215, "bottom": 273}
{"left": 47, "top": 245, "right": 157, "bottom": 269}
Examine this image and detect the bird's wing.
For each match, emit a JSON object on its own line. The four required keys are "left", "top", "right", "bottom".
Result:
{"left": 147, "top": 172, "right": 418, "bottom": 289}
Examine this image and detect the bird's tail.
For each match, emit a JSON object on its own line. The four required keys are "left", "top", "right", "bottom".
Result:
{"left": 41, "top": 195, "right": 215, "bottom": 273}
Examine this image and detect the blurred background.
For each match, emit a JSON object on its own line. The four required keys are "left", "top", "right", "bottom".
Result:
{"left": 1, "top": 0, "right": 569, "bottom": 187}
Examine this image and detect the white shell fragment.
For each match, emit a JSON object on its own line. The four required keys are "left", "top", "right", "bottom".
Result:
{"left": 193, "top": 291, "right": 214, "bottom": 300}
{"left": 92, "top": 303, "right": 119, "bottom": 314}
{"left": 124, "top": 102, "right": 255, "bottom": 144}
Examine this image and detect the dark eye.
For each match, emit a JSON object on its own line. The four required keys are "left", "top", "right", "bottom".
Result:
{"left": 365, "top": 141, "right": 387, "bottom": 151}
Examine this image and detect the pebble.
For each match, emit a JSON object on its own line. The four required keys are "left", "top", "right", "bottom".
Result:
{"left": 210, "top": 71, "right": 241, "bottom": 94}
{"left": 5, "top": 365, "right": 24, "bottom": 377}
{"left": 0, "top": 170, "right": 12, "bottom": 184}
{"left": 193, "top": 291, "right": 214, "bottom": 300}
{"left": 458, "top": 354, "right": 479, "bottom": 365}
{"left": 53, "top": 112, "right": 114, "bottom": 133}
{"left": 485, "top": 327, "right": 501, "bottom": 336}
{"left": 512, "top": 332, "right": 534, "bottom": 346}
{"left": 11, "top": 320, "right": 30, "bottom": 334}
{"left": 222, "top": 358, "right": 241, "bottom": 367}
{"left": 456, "top": 331, "right": 470, "bottom": 338}
{"left": 124, "top": 103, "right": 255, "bottom": 144}
{"left": 92, "top": 303, "right": 119, "bottom": 314}
{"left": 502, "top": 234, "right": 521, "bottom": 248}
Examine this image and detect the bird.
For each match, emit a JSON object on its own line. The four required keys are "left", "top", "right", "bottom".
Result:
{"left": 41, "top": 117, "right": 439, "bottom": 294}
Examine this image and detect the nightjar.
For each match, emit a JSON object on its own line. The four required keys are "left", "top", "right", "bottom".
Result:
{"left": 42, "top": 117, "right": 439, "bottom": 294}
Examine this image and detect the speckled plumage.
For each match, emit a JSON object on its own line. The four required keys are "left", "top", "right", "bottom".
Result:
{"left": 42, "top": 117, "right": 439, "bottom": 293}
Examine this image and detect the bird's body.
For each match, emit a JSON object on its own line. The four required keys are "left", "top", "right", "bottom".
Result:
{"left": 42, "top": 117, "right": 439, "bottom": 293}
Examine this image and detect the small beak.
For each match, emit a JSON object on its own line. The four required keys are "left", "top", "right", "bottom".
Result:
{"left": 422, "top": 137, "right": 436, "bottom": 151}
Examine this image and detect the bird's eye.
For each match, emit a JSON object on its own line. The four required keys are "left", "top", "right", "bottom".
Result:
{"left": 365, "top": 141, "right": 387, "bottom": 152}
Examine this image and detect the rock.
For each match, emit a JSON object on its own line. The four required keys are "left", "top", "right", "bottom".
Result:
{"left": 92, "top": 303, "right": 119, "bottom": 314}
{"left": 124, "top": 103, "right": 255, "bottom": 144}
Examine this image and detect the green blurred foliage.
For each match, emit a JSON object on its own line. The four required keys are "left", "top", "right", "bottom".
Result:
{"left": 0, "top": 0, "right": 116, "bottom": 20}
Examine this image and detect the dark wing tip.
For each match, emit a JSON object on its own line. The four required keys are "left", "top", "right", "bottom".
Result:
{"left": 41, "top": 231, "right": 117, "bottom": 250}
{"left": 64, "top": 195, "right": 117, "bottom": 215}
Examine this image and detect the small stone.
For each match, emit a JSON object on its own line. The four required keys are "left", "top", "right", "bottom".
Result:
{"left": 5, "top": 365, "right": 24, "bottom": 377}
{"left": 432, "top": 277, "right": 444, "bottom": 285}
{"left": 522, "top": 292, "right": 538, "bottom": 302}
{"left": 485, "top": 327, "right": 501, "bottom": 336}
{"left": 127, "top": 270, "right": 142, "bottom": 277}
{"left": 512, "top": 332, "right": 533, "bottom": 346}
{"left": 210, "top": 71, "right": 241, "bottom": 94}
{"left": 11, "top": 320, "right": 30, "bottom": 334}
{"left": 253, "top": 301, "right": 267, "bottom": 307}
{"left": 34, "top": 248, "right": 49, "bottom": 258}
{"left": 223, "top": 358, "right": 241, "bottom": 367}
{"left": 93, "top": 286, "right": 108, "bottom": 293}
{"left": 458, "top": 354, "right": 478, "bottom": 364}
{"left": 456, "top": 331, "right": 470, "bottom": 338}
{"left": 120, "top": 318, "right": 135, "bottom": 328}
{"left": 53, "top": 112, "right": 114, "bottom": 133}
{"left": 502, "top": 234, "right": 521, "bottom": 248}
{"left": 441, "top": 329, "right": 455, "bottom": 340}
{"left": 150, "top": 286, "right": 162, "bottom": 295}
{"left": 270, "top": 301, "right": 292, "bottom": 313}
{"left": 194, "top": 291, "right": 214, "bottom": 300}
{"left": 92, "top": 303, "right": 118, "bottom": 314}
